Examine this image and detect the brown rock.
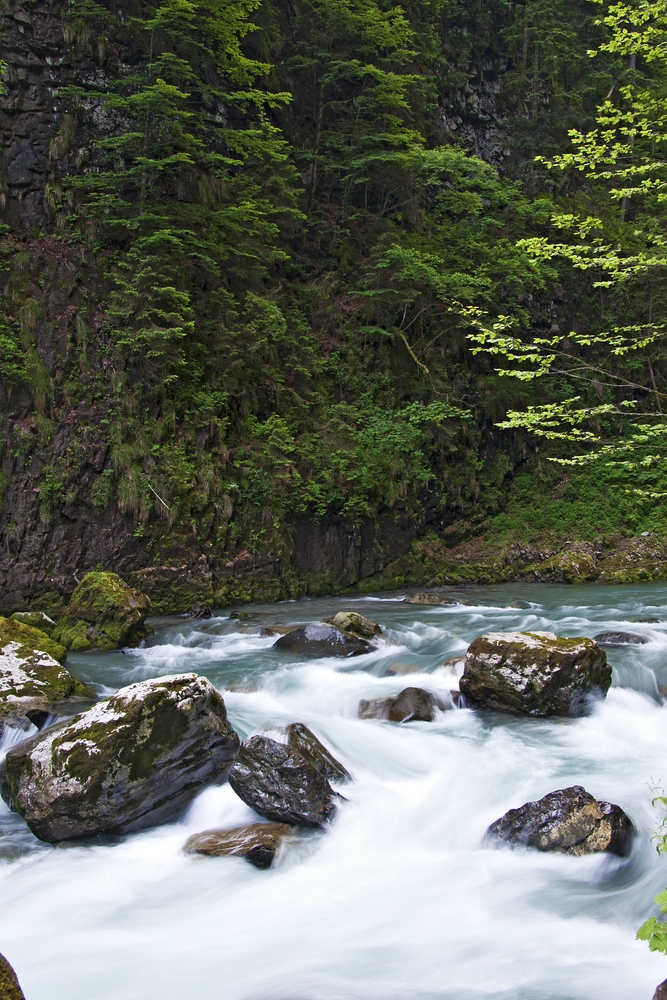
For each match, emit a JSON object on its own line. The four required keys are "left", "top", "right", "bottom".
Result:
{"left": 184, "top": 822, "right": 293, "bottom": 868}
{"left": 653, "top": 979, "right": 667, "bottom": 1000}
{"left": 403, "top": 593, "right": 459, "bottom": 606}
{"left": 324, "top": 611, "right": 382, "bottom": 637}
{"left": 0, "top": 952, "right": 25, "bottom": 1000}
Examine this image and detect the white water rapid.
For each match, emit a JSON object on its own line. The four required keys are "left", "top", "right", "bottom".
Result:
{"left": 2, "top": 582, "right": 667, "bottom": 999}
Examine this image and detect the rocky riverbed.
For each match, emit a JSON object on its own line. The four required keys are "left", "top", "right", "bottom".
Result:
{"left": 2, "top": 581, "right": 667, "bottom": 999}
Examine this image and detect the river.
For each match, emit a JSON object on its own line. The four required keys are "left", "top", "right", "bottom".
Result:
{"left": 2, "top": 582, "right": 667, "bottom": 1000}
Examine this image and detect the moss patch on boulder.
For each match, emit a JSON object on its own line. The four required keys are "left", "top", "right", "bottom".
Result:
{"left": 10, "top": 611, "right": 57, "bottom": 637}
{"left": 53, "top": 572, "right": 151, "bottom": 650}
{"left": 0, "top": 616, "right": 67, "bottom": 664}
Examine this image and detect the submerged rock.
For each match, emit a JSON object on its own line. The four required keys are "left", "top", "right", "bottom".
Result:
{"left": 285, "top": 723, "right": 351, "bottom": 783}
{"left": 0, "top": 673, "right": 239, "bottom": 842}
{"left": 359, "top": 686, "right": 447, "bottom": 722}
{"left": 186, "top": 602, "right": 212, "bottom": 619}
{"left": 323, "top": 611, "right": 382, "bottom": 638}
{"left": 0, "top": 952, "right": 25, "bottom": 1000}
{"left": 593, "top": 631, "right": 648, "bottom": 646}
{"left": 273, "top": 623, "right": 373, "bottom": 657}
{"left": 229, "top": 735, "right": 338, "bottom": 828}
{"left": 53, "top": 571, "right": 151, "bottom": 651}
{"left": 0, "top": 619, "right": 93, "bottom": 732}
{"left": 487, "top": 785, "right": 632, "bottom": 857}
{"left": 10, "top": 611, "right": 57, "bottom": 637}
{"left": 184, "top": 822, "right": 293, "bottom": 868}
{"left": 459, "top": 631, "right": 611, "bottom": 717}
{"left": 403, "top": 593, "right": 459, "bottom": 606}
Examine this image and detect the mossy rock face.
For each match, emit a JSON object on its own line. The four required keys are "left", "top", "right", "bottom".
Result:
{"left": 0, "top": 617, "right": 67, "bottom": 664}
{"left": 0, "top": 673, "right": 240, "bottom": 842}
{"left": 460, "top": 631, "right": 611, "bottom": 717}
{"left": 0, "top": 620, "right": 94, "bottom": 731}
{"left": 10, "top": 611, "right": 57, "bottom": 637}
{"left": 53, "top": 572, "right": 151, "bottom": 650}
{"left": 0, "top": 953, "right": 26, "bottom": 1000}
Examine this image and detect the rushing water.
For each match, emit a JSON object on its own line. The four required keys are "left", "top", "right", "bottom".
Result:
{"left": 2, "top": 582, "right": 667, "bottom": 999}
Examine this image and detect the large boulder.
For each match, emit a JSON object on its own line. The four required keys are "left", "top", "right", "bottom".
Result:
{"left": 10, "top": 610, "right": 57, "bottom": 637}
{"left": 323, "top": 611, "right": 382, "bottom": 638}
{"left": 0, "top": 953, "right": 25, "bottom": 1000}
{"left": 273, "top": 623, "right": 373, "bottom": 658}
{"left": 459, "top": 631, "right": 611, "bottom": 717}
{"left": 184, "top": 822, "right": 293, "bottom": 868}
{"left": 285, "top": 723, "right": 351, "bottom": 783}
{"left": 487, "top": 786, "right": 633, "bottom": 856}
{"left": 359, "top": 686, "right": 447, "bottom": 722}
{"left": 229, "top": 735, "right": 338, "bottom": 828}
{"left": 0, "top": 673, "right": 239, "bottom": 842}
{"left": 0, "top": 619, "right": 94, "bottom": 732}
{"left": 53, "top": 572, "right": 151, "bottom": 651}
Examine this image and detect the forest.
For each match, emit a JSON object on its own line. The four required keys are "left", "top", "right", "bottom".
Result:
{"left": 1, "top": 0, "right": 667, "bottom": 608}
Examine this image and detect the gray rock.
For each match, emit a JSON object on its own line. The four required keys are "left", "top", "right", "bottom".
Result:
{"left": 286, "top": 723, "right": 350, "bottom": 783}
{"left": 186, "top": 602, "right": 212, "bottom": 619}
{"left": 653, "top": 979, "right": 667, "bottom": 1000}
{"left": 593, "top": 631, "right": 648, "bottom": 646}
{"left": 403, "top": 593, "right": 458, "bottom": 606}
{"left": 184, "top": 822, "right": 294, "bottom": 868}
{"left": 487, "top": 785, "right": 632, "bottom": 856}
{"left": 323, "top": 611, "right": 382, "bottom": 637}
{"left": 359, "top": 686, "right": 447, "bottom": 722}
{"left": 273, "top": 623, "right": 373, "bottom": 657}
{"left": 459, "top": 631, "right": 611, "bottom": 717}
{"left": 229, "top": 735, "right": 338, "bottom": 828}
{"left": 0, "top": 673, "right": 240, "bottom": 842}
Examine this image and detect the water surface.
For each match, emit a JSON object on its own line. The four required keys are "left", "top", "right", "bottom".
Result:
{"left": 2, "top": 582, "right": 667, "bottom": 999}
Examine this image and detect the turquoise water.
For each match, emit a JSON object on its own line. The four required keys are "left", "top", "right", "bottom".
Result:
{"left": 2, "top": 582, "right": 667, "bottom": 999}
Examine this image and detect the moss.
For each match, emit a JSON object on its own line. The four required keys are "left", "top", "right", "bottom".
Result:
{"left": 53, "top": 572, "right": 150, "bottom": 650}
{"left": 10, "top": 611, "right": 57, "bottom": 637}
{"left": 0, "top": 616, "right": 67, "bottom": 664}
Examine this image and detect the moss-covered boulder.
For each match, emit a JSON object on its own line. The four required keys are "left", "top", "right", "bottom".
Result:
{"left": 0, "top": 617, "right": 92, "bottom": 731}
{"left": 10, "top": 611, "right": 57, "bottom": 637}
{"left": 459, "top": 631, "right": 611, "bottom": 717}
{"left": 53, "top": 572, "right": 151, "bottom": 651}
{"left": 0, "top": 673, "right": 240, "bottom": 842}
{"left": 0, "top": 953, "right": 25, "bottom": 1000}
{"left": 323, "top": 611, "right": 382, "bottom": 638}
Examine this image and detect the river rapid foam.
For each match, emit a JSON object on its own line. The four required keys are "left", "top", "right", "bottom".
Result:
{"left": 2, "top": 581, "right": 667, "bottom": 999}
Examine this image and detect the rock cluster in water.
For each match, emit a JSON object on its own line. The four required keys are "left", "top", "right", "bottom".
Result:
{"left": 273, "top": 622, "right": 374, "bottom": 657}
{"left": 487, "top": 786, "right": 633, "bottom": 857}
{"left": 459, "top": 630, "right": 611, "bottom": 717}
{"left": 0, "top": 673, "right": 240, "bottom": 841}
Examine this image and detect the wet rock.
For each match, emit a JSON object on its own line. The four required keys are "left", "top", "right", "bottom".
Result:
{"left": 653, "top": 979, "right": 667, "bottom": 1000}
{"left": 229, "top": 735, "right": 338, "bottom": 828}
{"left": 0, "top": 673, "right": 240, "bottom": 842}
{"left": 286, "top": 723, "right": 351, "bottom": 783}
{"left": 0, "top": 616, "right": 66, "bottom": 664}
{"left": 382, "top": 660, "right": 422, "bottom": 676}
{"left": 487, "top": 785, "right": 633, "bottom": 857}
{"left": 260, "top": 625, "right": 301, "bottom": 637}
{"left": 359, "top": 686, "right": 447, "bottom": 722}
{"left": 593, "top": 631, "right": 648, "bottom": 646}
{"left": 0, "top": 952, "right": 25, "bottom": 1000}
{"left": 53, "top": 571, "right": 152, "bottom": 651}
{"left": 10, "top": 610, "right": 57, "bottom": 637}
{"left": 186, "top": 602, "right": 212, "bottom": 619}
{"left": 184, "top": 822, "right": 294, "bottom": 868}
{"left": 0, "top": 619, "right": 94, "bottom": 732}
{"left": 459, "top": 631, "right": 611, "bottom": 717}
{"left": 323, "top": 611, "right": 382, "bottom": 638}
{"left": 403, "top": 593, "right": 459, "bottom": 606}
{"left": 273, "top": 623, "right": 373, "bottom": 658}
